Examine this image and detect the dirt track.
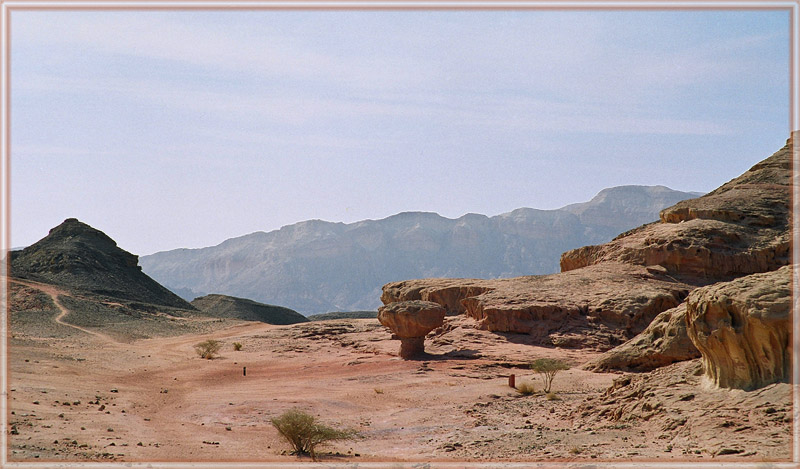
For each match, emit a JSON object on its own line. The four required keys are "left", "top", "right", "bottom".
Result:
{"left": 6, "top": 280, "right": 793, "bottom": 465}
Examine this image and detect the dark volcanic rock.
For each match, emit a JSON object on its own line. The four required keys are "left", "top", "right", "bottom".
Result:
{"left": 11, "top": 218, "right": 192, "bottom": 309}
{"left": 190, "top": 294, "right": 308, "bottom": 325}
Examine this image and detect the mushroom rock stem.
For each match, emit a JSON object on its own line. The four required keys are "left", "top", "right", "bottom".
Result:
{"left": 399, "top": 337, "right": 426, "bottom": 359}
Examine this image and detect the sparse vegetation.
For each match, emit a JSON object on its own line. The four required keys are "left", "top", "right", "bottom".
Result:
{"left": 233, "top": 342, "right": 243, "bottom": 351}
{"left": 515, "top": 382, "right": 536, "bottom": 395}
{"left": 530, "top": 358, "right": 570, "bottom": 393}
{"left": 546, "top": 391, "right": 560, "bottom": 401}
{"left": 270, "top": 408, "right": 358, "bottom": 460}
{"left": 374, "top": 388, "right": 384, "bottom": 394}
{"left": 194, "top": 339, "right": 221, "bottom": 359}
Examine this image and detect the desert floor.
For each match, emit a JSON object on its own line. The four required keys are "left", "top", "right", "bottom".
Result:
{"left": 7, "top": 280, "right": 793, "bottom": 465}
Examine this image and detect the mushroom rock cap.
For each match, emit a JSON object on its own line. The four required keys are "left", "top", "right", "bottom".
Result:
{"left": 378, "top": 300, "right": 446, "bottom": 338}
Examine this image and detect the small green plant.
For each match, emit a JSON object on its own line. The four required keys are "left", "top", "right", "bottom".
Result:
{"left": 515, "top": 382, "right": 536, "bottom": 395}
{"left": 270, "top": 408, "right": 358, "bottom": 460}
{"left": 233, "top": 342, "right": 243, "bottom": 351}
{"left": 194, "top": 339, "right": 221, "bottom": 359}
{"left": 530, "top": 358, "right": 570, "bottom": 393}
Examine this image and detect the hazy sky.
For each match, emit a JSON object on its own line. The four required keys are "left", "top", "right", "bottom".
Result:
{"left": 12, "top": 7, "right": 790, "bottom": 255}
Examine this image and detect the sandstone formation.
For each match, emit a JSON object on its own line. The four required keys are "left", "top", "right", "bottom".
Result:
{"left": 382, "top": 263, "right": 692, "bottom": 350}
{"left": 381, "top": 138, "right": 791, "bottom": 355}
{"left": 190, "top": 294, "right": 308, "bottom": 325}
{"left": 686, "top": 265, "right": 792, "bottom": 390}
{"left": 583, "top": 303, "right": 700, "bottom": 372}
{"left": 377, "top": 300, "right": 446, "bottom": 358}
{"left": 560, "top": 140, "right": 791, "bottom": 281}
{"left": 11, "top": 218, "right": 193, "bottom": 309}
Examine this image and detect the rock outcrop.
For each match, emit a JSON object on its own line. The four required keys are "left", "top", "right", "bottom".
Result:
{"left": 11, "top": 218, "right": 193, "bottom": 309}
{"left": 560, "top": 141, "right": 791, "bottom": 281}
{"left": 382, "top": 263, "right": 692, "bottom": 351}
{"left": 583, "top": 303, "right": 700, "bottom": 372}
{"left": 190, "top": 294, "right": 308, "bottom": 325}
{"left": 377, "top": 300, "right": 446, "bottom": 358}
{"left": 381, "top": 138, "right": 791, "bottom": 355}
{"left": 686, "top": 265, "right": 792, "bottom": 390}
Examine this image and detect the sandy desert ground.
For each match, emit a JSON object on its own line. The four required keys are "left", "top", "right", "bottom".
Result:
{"left": 6, "top": 279, "right": 793, "bottom": 465}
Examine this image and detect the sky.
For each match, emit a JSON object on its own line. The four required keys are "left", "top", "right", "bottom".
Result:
{"left": 11, "top": 6, "right": 790, "bottom": 256}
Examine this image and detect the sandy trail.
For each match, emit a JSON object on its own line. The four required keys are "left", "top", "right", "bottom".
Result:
{"left": 6, "top": 283, "right": 793, "bottom": 464}
{"left": 10, "top": 278, "right": 118, "bottom": 344}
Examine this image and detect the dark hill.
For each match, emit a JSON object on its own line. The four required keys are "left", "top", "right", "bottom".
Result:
{"left": 11, "top": 218, "right": 193, "bottom": 309}
{"left": 190, "top": 294, "right": 309, "bottom": 325}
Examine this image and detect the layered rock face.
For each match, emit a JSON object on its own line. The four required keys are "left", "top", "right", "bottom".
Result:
{"left": 686, "top": 266, "right": 792, "bottom": 390}
{"left": 377, "top": 300, "right": 446, "bottom": 358}
{"left": 382, "top": 263, "right": 692, "bottom": 350}
{"left": 583, "top": 303, "right": 700, "bottom": 372}
{"left": 560, "top": 141, "right": 791, "bottom": 280}
{"left": 381, "top": 138, "right": 792, "bottom": 359}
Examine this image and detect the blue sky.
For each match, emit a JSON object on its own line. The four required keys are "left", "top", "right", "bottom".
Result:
{"left": 11, "top": 7, "right": 790, "bottom": 255}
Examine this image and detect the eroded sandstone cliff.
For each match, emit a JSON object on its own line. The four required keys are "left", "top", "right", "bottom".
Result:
{"left": 686, "top": 265, "right": 792, "bottom": 390}
{"left": 560, "top": 140, "right": 791, "bottom": 280}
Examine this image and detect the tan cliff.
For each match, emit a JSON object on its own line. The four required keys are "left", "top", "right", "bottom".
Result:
{"left": 381, "top": 138, "right": 792, "bottom": 361}
{"left": 686, "top": 265, "right": 792, "bottom": 390}
{"left": 560, "top": 140, "right": 791, "bottom": 280}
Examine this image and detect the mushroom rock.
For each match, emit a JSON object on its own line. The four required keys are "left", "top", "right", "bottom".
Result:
{"left": 686, "top": 265, "right": 792, "bottom": 390}
{"left": 378, "top": 300, "right": 446, "bottom": 359}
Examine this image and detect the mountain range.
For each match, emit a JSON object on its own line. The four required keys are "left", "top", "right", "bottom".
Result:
{"left": 140, "top": 185, "right": 702, "bottom": 314}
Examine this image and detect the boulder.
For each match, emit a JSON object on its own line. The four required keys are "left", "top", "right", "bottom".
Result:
{"left": 686, "top": 265, "right": 792, "bottom": 390}
{"left": 583, "top": 303, "right": 700, "bottom": 372}
{"left": 377, "top": 300, "right": 446, "bottom": 358}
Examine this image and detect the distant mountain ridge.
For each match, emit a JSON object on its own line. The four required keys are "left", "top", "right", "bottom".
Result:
{"left": 140, "top": 185, "right": 703, "bottom": 314}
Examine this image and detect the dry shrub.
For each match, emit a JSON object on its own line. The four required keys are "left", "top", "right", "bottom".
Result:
{"left": 515, "top": 382, "right": 536, "bottom": 395}
{"left": 270, "top": 408, "right": 358, "bottom": 460}
{"left": 233, "top": 342, "right": 243, "bottom": 351}
{"left": 194, "top": 339, "right": 221, "bottom": 359}
{"left": 530, "top": 358, "right": 570, "bottom": 393}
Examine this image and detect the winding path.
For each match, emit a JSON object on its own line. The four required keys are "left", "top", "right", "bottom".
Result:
{"left": 10, "top": 278, "right": 117, "bottom": 343}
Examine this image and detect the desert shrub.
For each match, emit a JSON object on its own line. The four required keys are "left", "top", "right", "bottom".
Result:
{"left": 530, "top": 358, "right": 570, "bottom": 393}
{"left": 515, "top": 382, "right": 536, "bottom": 395}
{"left": 194, "top": 339, "right": 221, "bottom": 359}
{"left": 270, "top": 408, "right": 358, "bottom": 460}
{"left": 546, "top": 391, "right": 560, "bottom": 401}
{"left": 233, "top": 342, "right": 243, "bottom": 351}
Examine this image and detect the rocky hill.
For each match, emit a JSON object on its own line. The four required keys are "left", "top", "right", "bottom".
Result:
{"left": 140, "top": 185, "right": 701, "bottom": 314}
{"left": 190, "top": 294, "right": 309, "bottom": 325}
{"left": 381, "top": 138, "right": 792, "bottom": 374}
{"left": 11, "top": 218, "right": 192, "bottom": 310}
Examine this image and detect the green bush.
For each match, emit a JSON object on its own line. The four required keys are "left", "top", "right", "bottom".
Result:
{"left": 530, "top": 358, "right": 570, "bottom": 393}
{"left": 270, "top": 408, "right": 358, "bottom": 460}
{"left": 194, "top": 339, "right": 221, "bottom": 359}
{"left": 233, "top": 342, "right": 243, "bottom": 351}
